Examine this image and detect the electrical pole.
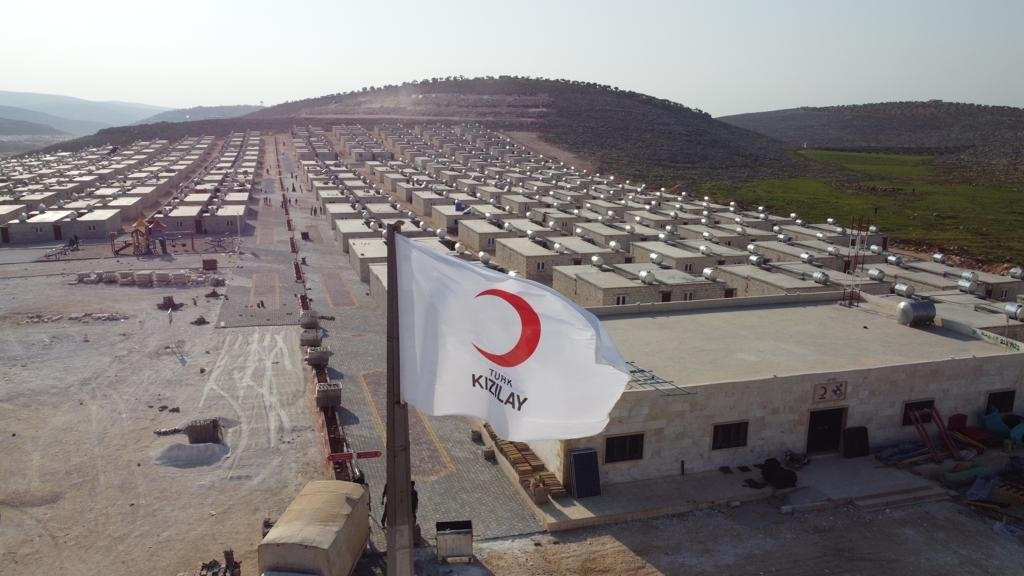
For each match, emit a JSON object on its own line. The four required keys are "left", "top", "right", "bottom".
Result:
{"left": 385, "top": 221, "right": 414, "bottom": 576}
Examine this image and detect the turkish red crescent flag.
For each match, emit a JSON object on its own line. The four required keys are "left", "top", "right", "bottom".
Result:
{"left": 395, "top": 235, "right": 630, "bottom": 441}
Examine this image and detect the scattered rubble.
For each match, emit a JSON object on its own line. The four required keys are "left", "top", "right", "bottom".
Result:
{"left": 20, "top": 312, "right": 128, "bottom": 324}
{"left": 72, "top": 269, "right": 224, "bottom": 288}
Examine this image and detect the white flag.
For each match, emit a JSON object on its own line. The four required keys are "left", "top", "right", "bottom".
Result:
{"left": 395, "top": 235, "right": 630, "bottom": 441}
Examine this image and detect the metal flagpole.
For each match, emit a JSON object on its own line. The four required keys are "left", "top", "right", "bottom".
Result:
{"left": 385, "top": 221, "right": 415, "bottom": 576}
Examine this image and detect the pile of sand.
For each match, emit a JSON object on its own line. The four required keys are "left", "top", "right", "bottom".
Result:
{"left": 154, "top": 442, "right": 229, "bottom": 468}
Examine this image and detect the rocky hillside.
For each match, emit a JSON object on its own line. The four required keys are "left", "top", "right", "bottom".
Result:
{"left": 135, "top": 105, "right": 264, "bottom": 125}
{"left": 720, "top": 101, "right": 1024, "bottom": 181}
{"left": 247, "top": 76, "right": 801, "bottom": 183}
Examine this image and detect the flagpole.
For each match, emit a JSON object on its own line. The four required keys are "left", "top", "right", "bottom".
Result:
{"left": 385, "top": 221, "right": 414, "bottom": 576}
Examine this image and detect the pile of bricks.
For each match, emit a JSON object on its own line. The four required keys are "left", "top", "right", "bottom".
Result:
{"left": 483, "top": 424, "right": 566, "bottom": 498}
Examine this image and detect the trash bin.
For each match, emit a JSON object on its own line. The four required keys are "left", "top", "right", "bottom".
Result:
{"left": 435, "top": 520, "right": 473, "bottom": 562}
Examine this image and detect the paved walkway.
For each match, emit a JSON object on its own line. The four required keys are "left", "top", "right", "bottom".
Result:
{"left": 263, "top": 136, "right": 543, "bottom": 549}
{"left": 521, "top": 454, "right": 937, "bottom": 531}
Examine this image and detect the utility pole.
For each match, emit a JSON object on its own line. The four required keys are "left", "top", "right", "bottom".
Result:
{"left": 385, "top": 221, "right": 414, "bottom": 576}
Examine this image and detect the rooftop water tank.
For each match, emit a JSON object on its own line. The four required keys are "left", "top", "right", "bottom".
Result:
{"left": 868, "top": 268, "right": 886, "bottom": 281}
{"left": 897, "top": 300, "right": 936, "bottom": 326}
{"left": 748, "top": 254, "right": 765, "bottom": 266}
{"left": 1009, "top": 267, "right": 1024, "bottom": 280}
{"left": 886, "top": 255, "right": 904, "bottom": 267}
{"left": 812, "top": 271, "right": 830, "bottom": 285}
{"left": 894, "top": 283, "right": 915, "bottom": 298}
{"left": 702, "top": 267, "right": 718, "bottom": 281}
{"left": 800, "top": 252, "right": 815, "bottom": 264}
{"left": 1005, "top": 303, "right": 1024, "bottom": 321}
{"left": 957, "top": 279, "right": 977, "bottom": 293}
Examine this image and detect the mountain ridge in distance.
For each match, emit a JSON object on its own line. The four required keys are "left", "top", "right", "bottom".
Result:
{"left": 135, "top": 105, "right": 264, "bottom": 125}
{"left": 0, "top": 90, "right": 172, "bottom": 129}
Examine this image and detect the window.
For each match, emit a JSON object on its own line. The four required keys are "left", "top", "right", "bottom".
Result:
{"left": 87, "top": 225, "right": 96, "bottom": 231}
{"left": 176, "top": 221, "right": 183, "bottom": 228}
{"left": 1000, "top": 289, "right": 1009, "bottom": 299}
{"left": 605, "top": 433, "right": 644, "bottom": 463}
{"left": 536, "top": 261, "right": 546, "bottom": 271}
{"left": 902, "top": 399, "right": 935, "bottom": 426}
{"left": 486, "top": 237, "right": 494, "bottom": 247}
{"left": 684, "top": 263, "right": 694, "bottom": 273}
{"left": 228, "top": 220, "right": 235, "bottom": 227}
{"left": 614, "top": 294, "right": 627, "bottom": 305}
{"left": 682, "top": 292, "right": 694, "bottom": 301}
{"left": 712, "top": 421, "right": 748, "bottom": 450}
{"left": 988, "top": 390, "right": 1016, "bottom": 414}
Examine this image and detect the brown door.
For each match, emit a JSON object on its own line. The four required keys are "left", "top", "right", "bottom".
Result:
{"left": 661, "top": 291, "right": 672, "bottom": 302}
{"left": 1, "top": 227, "right": 8, "bottom": 243}
{"left": 52, "top": 225, "right": 63, "bottom": 241}
{"left": 807, "top": 408, "right": 846, "bottom": 454}
{"left": 194, "top": 219, "right": 205, "bottom": 234}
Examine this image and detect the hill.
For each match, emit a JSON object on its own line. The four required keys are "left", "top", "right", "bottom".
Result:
{"left": 719, "top": 101, "right": 1024, "bottom": 181}
{"left": 136, "top": 105, "right": 264, "bottom": 124}
{"left": 0, "top": 105, "right": 108, "bottom": 136}
{"left": 0, "top": 117, "right": 67, "bottom": 136}
{"left": 0, "top": 91, "right": 171, "bottom": 131}
{"left": 246, "top": 76, "right": 802, "bottom": 183}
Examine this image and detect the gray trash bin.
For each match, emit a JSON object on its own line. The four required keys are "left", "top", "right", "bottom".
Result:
{"left": 435, "top": 520, "right": 473, "bottom": 562}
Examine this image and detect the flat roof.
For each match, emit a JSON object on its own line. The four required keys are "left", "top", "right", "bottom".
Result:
{"left": 78, "top": 209, "right": 119, "bottom": 221}
{"left": 546, "top": 236, "right": 612, "bottom": 255}
{"left": 107, "top": 197, "right": 140, "bottom": 206}
{"left": 633, "top": 241, "right": 701, "bottom": 259}
{"left": 718, "top": 264, "right": 822, "bottom": 289}
{"left": 496, "top": 237, "right": 556, "bottom": 256}
{"left": 335, "top": 219, "right": 377, "bottom": 233}
{"left": 459, "top": 218, "right": 505, "bottom": 233}
{"left": 26, "top": 210, "right": 74, "bottom": 223}
{"left": 614, "top": 263, "right": 705, "bottom": 285}
{"left": 753, "top": 240, "right": 828, "bottom": 258}
{"left": 677, "top": 239, "right": 746, "bottom": 256}
{"left": 904, "top": 260, "right": 1018, "bottom": 285}
{"left": 214, "top": 205, "right": 246, "bottom": 216}
{"left": 602, "top": 302, "right": 1012, "bottom": 387}
{"left": 349, "top": 238, "right": 388, "bottom": 257}
{"left": 168, "top": 205, "right": 202, "bottom": 217}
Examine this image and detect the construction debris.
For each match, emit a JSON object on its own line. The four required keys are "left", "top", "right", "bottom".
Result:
{"left": 157, "top": 296, "right": 185, "bottom": 311}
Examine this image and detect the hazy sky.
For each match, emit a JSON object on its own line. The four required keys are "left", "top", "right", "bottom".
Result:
{"left": 3, "top": 0, "right": 1022, "bottom": 116}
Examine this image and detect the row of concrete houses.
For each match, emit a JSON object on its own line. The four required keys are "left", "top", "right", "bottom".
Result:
{"left": 297, "top": 122, "right": 1024, "bottom": 496}
{"left": 0, "top": 137, "right": 218, "bottom": 243}
{"left": 0, "top": 131, "right": 263, "bottom": 244}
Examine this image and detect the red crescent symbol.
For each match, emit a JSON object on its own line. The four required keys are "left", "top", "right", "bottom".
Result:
{"left": 473, "top": 288, "right": 542, "bottom": 368}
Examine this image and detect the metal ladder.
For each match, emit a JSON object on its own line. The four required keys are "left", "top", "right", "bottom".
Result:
{"left": 910, "top": 406, "right": 960, "bottom": 463}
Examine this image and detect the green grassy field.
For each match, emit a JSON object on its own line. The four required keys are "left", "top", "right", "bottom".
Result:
{"left": 705, "top": 151, "right": 1024, "bottom": 263}
{"left": 798, "top": 149, "right": 936, "bottom": 179}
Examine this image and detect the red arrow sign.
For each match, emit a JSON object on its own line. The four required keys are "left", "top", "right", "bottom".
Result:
{"left": 327, "top": 449, "right": 383, "bottom": 462}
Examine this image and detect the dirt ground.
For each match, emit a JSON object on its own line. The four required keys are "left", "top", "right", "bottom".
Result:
{"left": 503, "top": 131, "right": 597, "bottom": 174}
{"left": 466, "top": 500, "right": 1024, "bottom": 576}
{"left": 0, "top": 255, "right": 322, "bottom": 576}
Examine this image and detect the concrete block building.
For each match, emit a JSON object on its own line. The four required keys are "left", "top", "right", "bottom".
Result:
{"left": 531, "top": 300, "right": 1024, "bottom": 485}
